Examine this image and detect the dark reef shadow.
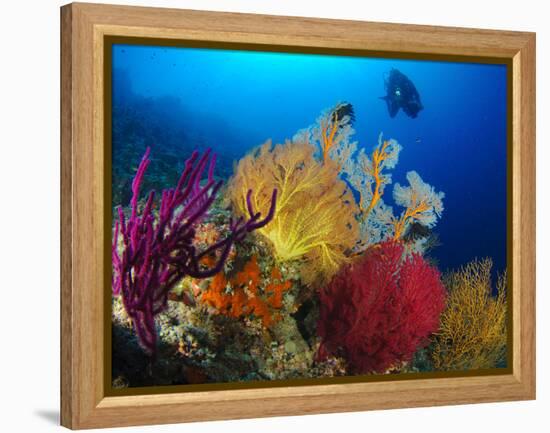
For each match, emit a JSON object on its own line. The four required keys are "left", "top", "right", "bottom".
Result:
{"left": 34, "top": 409, "right": 59, "bottom": 425}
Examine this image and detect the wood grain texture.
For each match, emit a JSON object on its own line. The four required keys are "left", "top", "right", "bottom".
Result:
{"left": 60, "top": 4, "right": 73, "bottom": 429}
{"left": 60, "top": 2, "right": 536, "bottom": 429}
{"left": 512, "top": 34, "right": 536, "bottom": 396}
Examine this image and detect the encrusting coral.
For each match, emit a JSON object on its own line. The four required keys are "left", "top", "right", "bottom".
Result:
{"left": 200, "top": 255, "right": 292, "bottom": 327}
{"left": 431, "top": 258, "right": 507, "bottom": 371}
{"left": 228, "top": 138, "right": 359, "bottom": 286}
{"left": 317, "top": 241, "right": 447, "bottom": 374}
{"left": 112, "top": 147, "right": 277, "bottom": 356}
{"left": 111, "top": 102, "right": 470, "bottom": 387}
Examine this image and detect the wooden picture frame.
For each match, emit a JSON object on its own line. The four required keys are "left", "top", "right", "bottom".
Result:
{"left": 60, "top": 2, "right": 536, "bottom": 429}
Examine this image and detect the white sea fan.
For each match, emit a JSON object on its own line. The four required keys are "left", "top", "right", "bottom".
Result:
{"left": 360, "top": 201, "right": 396, "bottom": 245}
{"left": 291, "top": 128, "right": 310, "bottom": 146}
{"left": 303, "top": 103, "right": 357, "bottom": 164}
{"left": 393, "top": 171, "right": 445, "bottom": 228}
{"left": 377, "top": 133, "right": 401, "bottom": 170}
{"left": 330, "top": 136, "right": 358, "bottom": 169}
{"left": 375, "top": 134, "right": 401, "bottom": 196}
{"left": 294, "top": 104, "right": 447, "bottom": 253}
{"left": 344, "top": 133, "right": 402, "bottom": 213}
{"left": 346, "top": 148, "right": 374, "bottom": 209}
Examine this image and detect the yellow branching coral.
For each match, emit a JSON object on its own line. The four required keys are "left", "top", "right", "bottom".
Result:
{"left": 432, "top": 258, "right": 507, "bottom": 371}
{"left": 228, "top": 138, "right": 359, "bottom": 286}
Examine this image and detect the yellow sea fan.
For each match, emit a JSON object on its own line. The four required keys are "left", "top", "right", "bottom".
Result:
{"left": 228, "top": 138, "right": 359, "bottom": 286}
{"left": 432, "top": 258, "right": 507, "bottom": 371}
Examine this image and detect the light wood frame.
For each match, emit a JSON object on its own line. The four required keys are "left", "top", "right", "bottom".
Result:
{"left": 60, "top": 2, "right": 536, "bottom": 429}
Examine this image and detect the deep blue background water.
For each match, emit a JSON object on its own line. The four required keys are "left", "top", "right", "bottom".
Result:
{"left": 112, "top": 44, "right": 507, "bottom": 276}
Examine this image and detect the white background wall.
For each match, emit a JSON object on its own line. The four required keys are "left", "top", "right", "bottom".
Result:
{"left": 0, "top": 0, "right": 546, "bottom": 431}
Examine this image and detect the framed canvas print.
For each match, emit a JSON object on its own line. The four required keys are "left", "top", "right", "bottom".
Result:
{"left": 60, "top": 2, "right": 536, "bottom": 429}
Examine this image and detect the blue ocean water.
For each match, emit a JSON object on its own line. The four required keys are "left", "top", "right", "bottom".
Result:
{"left": 112, "top": 44, "right": 507, "bottom": 276}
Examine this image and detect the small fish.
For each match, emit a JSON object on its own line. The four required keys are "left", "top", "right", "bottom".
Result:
{"left": 291, "top": 299, "right": 314, "bottom": 347}
{"left": 415, "top": 137, "right": 422, "bottom": 144}
{"left": 402, "top": 222, "right": 432, "bottom": 242}
{"left": 331, "top": 102, "right": 355, "bottom": 126}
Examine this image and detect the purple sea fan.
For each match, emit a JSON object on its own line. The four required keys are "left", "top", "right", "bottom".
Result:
{"left": 112, "top": 147, "right": 277, "bottom": 356}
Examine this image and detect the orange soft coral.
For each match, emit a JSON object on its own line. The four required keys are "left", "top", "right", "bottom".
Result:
{"left": 200, "top": 256, "right": 291, "bottom": 327}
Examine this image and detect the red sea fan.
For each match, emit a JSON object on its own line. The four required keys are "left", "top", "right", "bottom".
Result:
{"left": 317, "top": 241, "right": 446, "bottom": 374}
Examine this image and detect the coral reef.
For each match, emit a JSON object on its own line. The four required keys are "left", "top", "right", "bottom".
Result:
{"left": 200, "top": 255, "right": 292, "bottom": 327}
{"left": 228, "top": 138, "right": 359, "bottom": 286}
{"left": 110, "top": 100, "right": 504, "bottom": 388}
{"left": 317, "top": 241, "right": 446, "bottom": 374}
{"left": 432, "top": 258, "right": 507, "bottom": 371}
{"left": 112, "top": 147, "right": 276, "bottom": 355}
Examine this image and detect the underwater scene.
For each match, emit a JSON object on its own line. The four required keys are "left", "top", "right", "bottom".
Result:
{"left": 110, "top": 44, "right": 508, "bottom": 389}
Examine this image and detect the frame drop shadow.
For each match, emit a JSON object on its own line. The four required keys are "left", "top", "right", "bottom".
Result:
{"left": 34, "top": 409, "right": 59, "bottom": 425}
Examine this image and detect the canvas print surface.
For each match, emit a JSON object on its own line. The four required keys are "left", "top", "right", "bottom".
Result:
{"left": 110, "top": 44, "right": 508, "bottom": 389}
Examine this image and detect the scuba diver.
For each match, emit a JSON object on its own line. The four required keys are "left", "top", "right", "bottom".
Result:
{"left": 380, "top": 69, "right": 423, "bottom": 118}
